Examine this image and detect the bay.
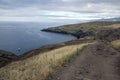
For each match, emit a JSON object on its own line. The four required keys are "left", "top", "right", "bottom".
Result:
{"left": 0, "top": 22, "right": 76, "bottom": 55}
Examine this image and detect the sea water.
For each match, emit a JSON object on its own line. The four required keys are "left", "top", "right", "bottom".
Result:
{"left": 0, "top": 22, "right": 76, "bottom": 55}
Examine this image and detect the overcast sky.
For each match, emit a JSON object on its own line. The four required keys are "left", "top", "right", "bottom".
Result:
{"left": 0, "top": 0, "right": 120, "bottom": 22}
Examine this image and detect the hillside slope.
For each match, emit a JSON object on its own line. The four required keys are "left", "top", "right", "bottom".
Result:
{"left": 49, "top": 42, "right": 120, "bottom": 80}
{"left": 42, "top": 21, "right": 120, "bottom": 40}
{"left": 0, "top": 43, "right": 90, "bottom": 80}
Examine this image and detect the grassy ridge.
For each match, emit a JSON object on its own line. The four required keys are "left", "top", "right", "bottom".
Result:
{"left": 111, "top": 40, "right": 120, "bottom": 52}
{"left": 0, "top": 43, "right": 91, "bottom": 80}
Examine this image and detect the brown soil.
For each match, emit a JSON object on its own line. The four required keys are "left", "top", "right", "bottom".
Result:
{"left": 49, "top": 42, "right": 120, "bottom": 80}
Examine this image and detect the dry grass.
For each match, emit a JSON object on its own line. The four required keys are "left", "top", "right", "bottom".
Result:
{"left": 111, "top": 40, "right": 120, "bottom": 52}
{"left": 105, "top": 24, "right": 120, "bottom": 29}
{"left": 46, "top": 22, "right": 120, "bottom": 33}
{"left": 0, "top": 43, "right": 91, "bottom": 80}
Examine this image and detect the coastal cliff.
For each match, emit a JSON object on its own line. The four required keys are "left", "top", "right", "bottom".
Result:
{"left": 42, "top": 21, "right": 120, "bottom": 41}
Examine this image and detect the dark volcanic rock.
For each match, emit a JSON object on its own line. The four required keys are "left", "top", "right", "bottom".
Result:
{"left": 0, "top": 50, "right": 17, "bottom": 67}
{"left": 42, "top": 28, "right": 92, "bottom": 39}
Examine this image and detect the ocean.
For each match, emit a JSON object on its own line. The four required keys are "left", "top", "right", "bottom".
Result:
{"left": 0, "top": 22, "right": 76, "bottom": 55}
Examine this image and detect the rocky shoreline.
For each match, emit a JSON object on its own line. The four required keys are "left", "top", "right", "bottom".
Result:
{"left": 0, "top": 50, "right": 18, "bottom": 67}
{"left": 41, "top": 29, "right": 90, "bottom": 39}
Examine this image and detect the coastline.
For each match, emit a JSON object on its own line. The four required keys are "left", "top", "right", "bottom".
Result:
{"left": 41, "top": 28, "right": 91, "bottom": 39}
{"left": 1, "top": 21, "right": 120, "bottom": 68}
{"left": 0, "top": 38, "right": 94, "bottom": 68}
{"left": 41, "top": 29, "right": 79, "bottom": 38}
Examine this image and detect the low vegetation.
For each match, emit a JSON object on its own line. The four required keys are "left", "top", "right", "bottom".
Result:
{"left": 0, "top": 50, "right": 17, "bottom": 67}
{"left": 111, "top": 40, "right": 120, "bottom": 51}
{"left": 96, "top": 28, "right": 120, "bottom": 41}
{"left": 107, "top": 24, "right": 120, "bottom": 29}
{"left": 42, "top": 21, "right": 120, "bottom": 40}
{"left": 0, "top": 43, "right": 91, "bottom": 80}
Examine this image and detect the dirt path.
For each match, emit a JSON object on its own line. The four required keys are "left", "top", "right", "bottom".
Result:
{"left": 49, "top": 42, "right": 120, "bottom": 80}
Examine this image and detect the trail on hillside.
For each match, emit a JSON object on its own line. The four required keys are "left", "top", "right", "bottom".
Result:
{"left": 49, "top": 42, "right": 120, "bottom": 80}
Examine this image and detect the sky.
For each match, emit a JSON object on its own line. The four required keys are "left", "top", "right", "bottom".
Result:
{"left": 0, "top": 0, "right": 120, "bottom": 22}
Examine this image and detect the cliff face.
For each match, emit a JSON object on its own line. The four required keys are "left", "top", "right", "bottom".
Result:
{"left": 0, "top": 50, "right": 17, "bottom": 67}
{"left": 42, "top": 21, "right": 120, "bottom": 40}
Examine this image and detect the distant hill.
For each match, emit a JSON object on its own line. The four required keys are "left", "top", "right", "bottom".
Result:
{"left": 99, "top": 17, "right": 120, "bottom": 21}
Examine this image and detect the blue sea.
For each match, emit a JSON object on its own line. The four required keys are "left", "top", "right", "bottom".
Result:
{"left": 0, "top": 22, "right": 76, "bottom": 55}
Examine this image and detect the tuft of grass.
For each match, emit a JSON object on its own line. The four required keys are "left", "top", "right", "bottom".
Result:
{"left": 111, "top": 40, "right": 120, "bottom": 52}
{"left": 106, "top": 24, "right": 120, "bottom": 29}
{"left": 0, "top": 43, "right": 91, "bottom": 80}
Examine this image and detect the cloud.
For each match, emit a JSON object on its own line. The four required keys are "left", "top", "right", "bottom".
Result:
{"left": 0, "top": 0, "right": 119, "bottom": 21}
